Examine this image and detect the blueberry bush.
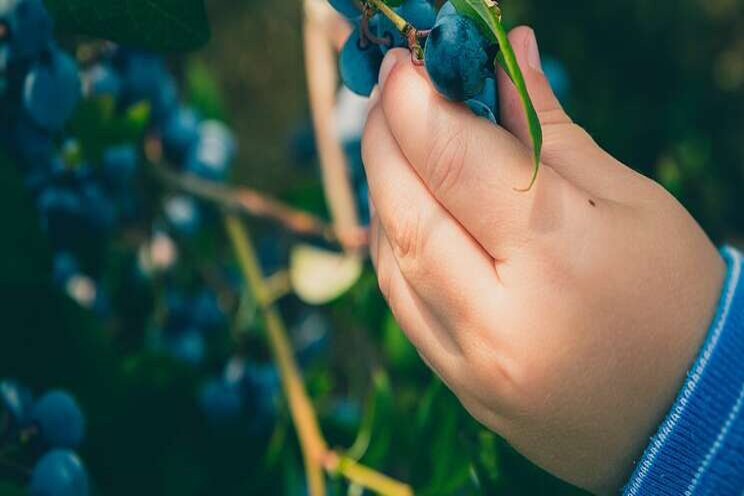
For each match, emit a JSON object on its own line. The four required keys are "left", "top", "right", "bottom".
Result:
{"left": 0, "top": 0, "right": 741, "bottom": 495}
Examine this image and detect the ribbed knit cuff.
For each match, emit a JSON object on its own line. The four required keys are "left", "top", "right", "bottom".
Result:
{"left": 623, "top": 246, "right": 744, "bottom": 496}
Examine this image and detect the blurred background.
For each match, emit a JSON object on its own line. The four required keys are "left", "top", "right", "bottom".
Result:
{"left": 1, "top": 0, "right": 742, "bottom": 494}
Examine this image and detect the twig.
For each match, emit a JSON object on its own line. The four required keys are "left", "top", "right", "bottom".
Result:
{"left": 225, "top": 215, "right": 413, "bottom": 496}
{"left": 225, "top": 215, "right": 328, "bottom": 495}
{"left": 325, "top": 452, "right": 414, "bottom": 496}
{"left": 154, "top": 163, "right": 367, "bottom": 250}
{"left": 303, "top": 0, "right": 364, "bottom": 255}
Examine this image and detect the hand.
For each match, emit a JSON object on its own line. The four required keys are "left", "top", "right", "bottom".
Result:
{"left": 361, "top": 27, "right": 726, "bottom": 494}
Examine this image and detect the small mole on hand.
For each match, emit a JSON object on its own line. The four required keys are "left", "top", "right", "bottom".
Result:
{"left": 588, "top": 199, "right": 596, "bottom": 207}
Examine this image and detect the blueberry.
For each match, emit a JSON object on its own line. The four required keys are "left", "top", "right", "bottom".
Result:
{"left": 327, "top": 0, "right": 361, "bottom": 20}
{"left": 163, "top": 195, "right": 201, "bottom": 237}
{"left": 184, "top": 120, "right": 236, "bottom": 181}
{"left": 81, "top": 63, "right": 120, "bottom": 98}
{"left": 424, "top": 14, "right": 491, "bottom": 101}
{"left": 101, "top": 144, "right": 137, "bottom": 189}
{"left": 339, "top": 28, "right": 384, "bottom": 97}
{"left": 52, "top": 252, "right": 80, "bottom": 287}
{"left": 198, "top": 378, "right": 242, "bottom": 424}
{"left": 435, "top": 1, "right": 456, "bottom": 22}
{"left": 291, "top": 311, "right": 330, "bottom": 367}
{"left": 78, "top": 180, "right": 116, "bottom": 232}
{"left": 161, "top": 106, "right": 200, "bottom": 163}
{"left": 29, "top": 449, "right": 89, "bottom": 496}
{"left": 31, "top": 390, "right": 85, "bottom": 448}
{"left": 542, "top": 57, "right": 570, "bottom": 102}
{"left": 376, "top": 0, "right": 436, "bottom": 54}
{"left": 466, "top": 99, "right": 497, "bottom": 123}
{"left": 12, "top": 113, "right": 54, "bottom": 165}
{"left": 0, "top": 379, "right": 33, "bottom": 428}
{"left": 165, "top": 328, "right": 205, "bottom": 366}
{"left": 23, "top": 46, "right": 81, "bottom": 131}
{"left": 191, "top": 289, "right": 224, "bottom": 331}
{"left": 3, "top": 0, "right": 53, "bottom": 62}
{"left": 474, "top": 77, "right": 498, "bottom": 115}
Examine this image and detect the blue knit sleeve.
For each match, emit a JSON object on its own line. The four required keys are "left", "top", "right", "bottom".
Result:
{"left": 623, "top": 246, "right": 744, "bottom": 496}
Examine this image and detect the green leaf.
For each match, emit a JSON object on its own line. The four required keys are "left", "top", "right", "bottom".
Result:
{"left": 450, "top": 0, "right": 543, "bottom": 190}
{"left": 43, "top": 0, "right": 210, "bottom": 52}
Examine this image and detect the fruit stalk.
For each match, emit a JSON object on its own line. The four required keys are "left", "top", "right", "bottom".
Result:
{"left": 366, "top": 0, "right": 409, "bottom": 34}
{"left": 326, "top": 452, "right": 414, "bottom": 496}
{"left": 225, "top": 215, "right": 328, "bottom": 496}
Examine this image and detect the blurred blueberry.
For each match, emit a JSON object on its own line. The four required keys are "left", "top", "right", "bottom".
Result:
{"left": 2, "top": 0, "right": 53, "bottom": 62}
{"left": 13, "top": 114, "right": 54, "bottom": 166}
{"left": 165, "top": 328, "right": 205, "bottom": 366}
{"left": 52, "top": 251, "right": 79, "bottom": 287}
{"left": 543, "top": 57, "right": 570, "bottom": 102}
{"left": 161, "top": 106, "right": 200, "bottom": 163}
{"left": 163, "top": 195, "right": 201, "bottom": 237}
{"left": 29, "top": 449, "right": 89, "bottom": 496}
{"left": 79, "top": 179, "right": 116, "bottom": 231}
{"left": 102, "top": 144, "right": 137, "bottom": 189}
{"left": 82, "top": 63, "right": 120, "bottom": 99}
{"left": 292, "top": 310, "right": 331, "bottom": 367}
{"left": 31, "top": 390, "right": 85, "bottom": 448}
{"left": 191, "top": 289, "right": 225, "bottom": 331}
{"left": 0, "top": 379, "right": 33, "bottom": 428}
{"left": 23, "top": 46, "right": 81, "bottom": 132}
{"left": 184, "top": 120, "right": 236, "bottom": 181}
{"left": 199, "top": 378, "right": 242, "bottom": 424}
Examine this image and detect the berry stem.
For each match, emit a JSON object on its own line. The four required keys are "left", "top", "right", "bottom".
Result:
{"left": 225, "top": 215, "right": 328, "bottom": 496}
{"left": 152, "top": 161, "right": 367, "bottom": 250}
{"left": 325, "top": 452, "right": 414, "bottom": 496}
{"left": 366, "top": 0, "right": 408, "bottom": 34}
{"left": 225, "top": 216, "right": 412, "bottom": 496}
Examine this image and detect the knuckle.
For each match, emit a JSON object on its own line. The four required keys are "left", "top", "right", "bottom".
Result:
{"left": 388, "top": 209, "right": 424, "bottom": 264}
{"left": 424, "top": 123, "right": 468, "bottom": 198}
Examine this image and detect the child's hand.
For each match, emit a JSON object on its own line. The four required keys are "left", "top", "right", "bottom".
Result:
{"left": 362, "top": 27, "right": 726, "bottom": 494}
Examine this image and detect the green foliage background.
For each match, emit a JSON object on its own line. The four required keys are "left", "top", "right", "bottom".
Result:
{"left": 1, "top": 0, "right": 742, "bottom": 494}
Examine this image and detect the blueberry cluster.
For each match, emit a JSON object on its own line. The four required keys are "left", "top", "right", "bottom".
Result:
{"left": 0, "top": 0, "right": 238, "bottom": 317}
{"left": 1, "top": 380, "right": 89, "bottom": 496}
{"left": 329, "top": 0, "right": 499, "bottom": 123}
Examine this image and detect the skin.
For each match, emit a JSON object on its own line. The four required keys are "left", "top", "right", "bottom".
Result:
{"left": 361, "top": 26, "right": 726, "bottom": 494}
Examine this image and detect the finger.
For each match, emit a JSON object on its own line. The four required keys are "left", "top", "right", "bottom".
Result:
{"left": 376, "top": 48, "right": 568, "bottom": 257}
{"left": 372, "top": 218, "right": 464, "bottom": 380}
{"left": 362, "top": 102, "right": 505, "bottom": 349}
{"left": 497, "top": 26, "right": 632, "bottom": 197}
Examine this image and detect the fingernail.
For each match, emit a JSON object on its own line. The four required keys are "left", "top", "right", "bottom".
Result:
{"left": 378, "top": 51, "right": 399, "bottom": 91}
{"left": 525, "top": 29, "right": 543, "bottom": 73}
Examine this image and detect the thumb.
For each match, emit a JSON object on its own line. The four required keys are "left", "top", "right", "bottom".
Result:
{"left": 497, "top": 26, "right": 620, "bottom": 194}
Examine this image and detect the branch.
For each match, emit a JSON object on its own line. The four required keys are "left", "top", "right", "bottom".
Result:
{"left": 325, "top": 452, "right": 414, "bottom": 496}
{"left": 153, "top": 162, "right": 367, "bottom": 250}
{"left": 224, "top": 215, "right": 413, "bottom": 496}
{"left": 303, "top": 0, "right": 364, "bottom": 254}
{"left": 225, "top": 215, "right": 328, "bottom": 495}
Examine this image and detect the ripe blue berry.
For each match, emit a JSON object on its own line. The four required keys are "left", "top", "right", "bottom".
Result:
{"left": 466, "top": 99, "right": 496, "bottom": 123}
{"left": 23, "top": 46, "right": 82, "bottom": 131}
{"left": 543, "top": 57, "right": 570, "bottom": 102}
{"left": 3, "top": 0, "right": 53, "bottom": 62}
{"left": 29, "top": 449, "right": 89, "bottom": 496}
{"left": 435, "top": 1, "right": 456, "bottom": 22}
{"left": 376, "top": 0, "right": 436, "bottom": 54}
{"left": 102, "top": 144, "right": 138, "bottom": 189}
{"left": 184, "top": 120, "right": 236, "bottom": 181}
{"left": 31, "top": 390, "right": 85, "bottom": 449}
{"left": 327, "top": 0, "right": 361, "bottom": 20}
{"left": 424, "top": 14, "right": 491, "bottom": 101}
{"left": 198, "top": 379, "right": 242, "bottom": 424}
{"left": 82, "top": 63, "right": 121, "bottom": 98}
{"left": 339, "top": 29, "right": 384, "bottom": 97}
{"left": 163, "top": 195, "right": 201, "bottom": 237}
{"left": 161, "top": 106, "right": 200, "bottom": 162}
{"left": 0, "top": 379, "right": 34, "bottom": 428}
